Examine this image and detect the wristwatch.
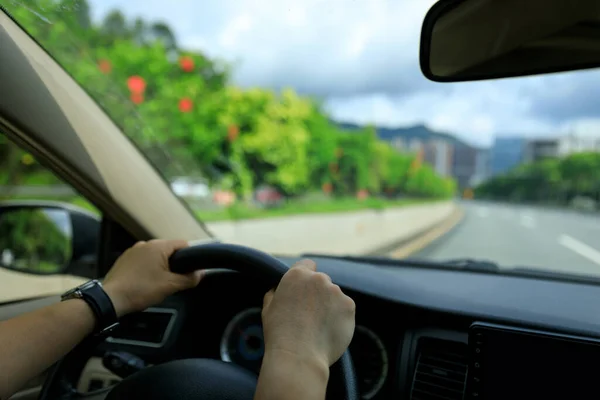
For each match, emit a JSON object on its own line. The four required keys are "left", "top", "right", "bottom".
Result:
{"left": 61, "top": 280, "right": 119, "bottom": 336}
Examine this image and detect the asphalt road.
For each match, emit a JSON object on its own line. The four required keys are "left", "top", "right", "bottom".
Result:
{"left": 415, "top": 201, "right": 600, "bottom": 278}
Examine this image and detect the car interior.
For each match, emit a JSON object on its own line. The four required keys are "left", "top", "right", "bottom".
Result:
{"left": 2, "top": 0, "right": 600, "bottom": 399}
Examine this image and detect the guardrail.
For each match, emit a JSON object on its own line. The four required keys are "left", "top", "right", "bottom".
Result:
{"left": 207, "top": 201, "right": 457, "bottom": 256}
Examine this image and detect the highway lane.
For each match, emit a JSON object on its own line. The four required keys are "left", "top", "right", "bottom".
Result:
{"left": 414, "top": 201, "right": 600, "bottom": 277}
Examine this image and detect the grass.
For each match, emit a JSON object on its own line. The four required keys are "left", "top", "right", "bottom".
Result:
{"left": 196, "top": 197, "right": 442, "bottom": 222}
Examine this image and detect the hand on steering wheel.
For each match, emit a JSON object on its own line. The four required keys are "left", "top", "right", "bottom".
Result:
{"left": 40, "top": 241, "right": 359, "bottom": 400}
{"left": 102, "top": 240, "right": 204, "bottom": 317}
{"left": 262, "top": 259, "right": 355, "bottom": 367}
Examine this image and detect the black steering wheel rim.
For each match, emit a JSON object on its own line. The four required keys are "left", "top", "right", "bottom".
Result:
{"left": 39, "top": 243, "right": 358, "bottom": 400}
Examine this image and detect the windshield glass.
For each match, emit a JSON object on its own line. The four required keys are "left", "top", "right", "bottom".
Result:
{"left": 4, "top": 0, "right": 600, "bottom": 280}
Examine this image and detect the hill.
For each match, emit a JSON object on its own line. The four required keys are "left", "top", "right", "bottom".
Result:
{"left": 335, "top": 122, "right": 471, "bottom": 147}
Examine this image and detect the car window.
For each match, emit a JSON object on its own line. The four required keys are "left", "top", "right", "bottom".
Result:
{"left": 0, "top": 133, "right": 95, "bottom": 302}
{"left": 4, "top": 1, "right": 600, "bottom": 283}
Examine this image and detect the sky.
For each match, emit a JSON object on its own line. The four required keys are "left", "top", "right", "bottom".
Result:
{"left": 87, "top": 0, "right": 600, "bottom": 147}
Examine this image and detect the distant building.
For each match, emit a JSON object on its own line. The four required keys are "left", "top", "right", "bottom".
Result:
{"left": 490, "top": 137, "right": 526, "bottom": 176}
{"left": 452, "top": 144, "right": 477, "bottom": 189}
{"left": 469, "top": 148, "right": 490, "bottom": 187}
{"left": 390, "top": 137, "right": 406, "bottom": 151}
{"left": 424, "top": 139, "right": 453, "bottom": 177}
{"left": 557, "top": 133, "right": 600, "bottom": 156}
{"left": 408, "top": 138, "right": 424, "bottom": 154}
{"left": 523, "top": 138, "right": 560, "bottom": 163}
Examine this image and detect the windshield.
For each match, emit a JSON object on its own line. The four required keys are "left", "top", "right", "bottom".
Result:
{"left": 4, "top": 0, "right": 600, "bottom": 280}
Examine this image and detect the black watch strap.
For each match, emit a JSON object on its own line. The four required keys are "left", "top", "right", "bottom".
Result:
{"left": 61, "top": 280, "right": 119, "bottom": 335}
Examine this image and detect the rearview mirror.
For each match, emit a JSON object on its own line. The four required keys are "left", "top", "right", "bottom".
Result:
{"left": 420, "top": 0, "right": 600, "bottom": 82}
{"left": 0, "top": 202, "right": 100, "bottom": 276}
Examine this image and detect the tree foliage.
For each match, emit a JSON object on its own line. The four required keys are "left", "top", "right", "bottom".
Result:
{"left": 475, "top": 152, "right": 600, "bottom": 204}
{"left": 2, "top": 0, "right": 456, "bottom": 201}
{"left": 0, "top": 209, "right": 70, "bottom": 271}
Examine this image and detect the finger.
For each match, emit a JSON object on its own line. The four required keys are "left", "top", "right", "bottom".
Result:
{"left": 316, "top": 271, "right": 332, "bottom": 283}
{"left": 133, "top": 241, "right": 147, "bottom": 248}
{"left": 185, "top": 269, "right": 205, "bottom": 287}
{"left": 292, "top": 259, "right": 317, "bottom": 271}
{"left": 160, "top": 239, "right": 189, "bottom": 255}
{"left": 172, "top": 268, "right": 205, "bottom": 289}
{"left": 263, "top": 289, "right": 274, "bottom": 310}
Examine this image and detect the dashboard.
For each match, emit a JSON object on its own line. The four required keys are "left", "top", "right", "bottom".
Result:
{"left": 80, "top": 256, "right": 600, "bottom": 399}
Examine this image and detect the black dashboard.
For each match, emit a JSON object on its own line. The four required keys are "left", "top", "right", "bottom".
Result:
{"left": 92, "top": 256, "right": 600, "bottom": 399}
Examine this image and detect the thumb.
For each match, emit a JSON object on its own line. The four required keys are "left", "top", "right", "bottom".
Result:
{"left": 293, "top": 259, "right": 317, "bottom": 271}
{"left": 155, "top": 239, "right": 189, "bottom": 258}
{"left": 189, "top": 269, "right": 205, "bottom": 285}
{"left": 177, "top": 269, "right": 205, "bottom": 289}
{"left": 263, "top": 289, "right": 274, "bottom": 310}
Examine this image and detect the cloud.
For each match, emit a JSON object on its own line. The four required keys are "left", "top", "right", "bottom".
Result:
{"left": 90, "top": 0, "right": 437, "bottom": 97}
{"left": 88, "top": 0, "right": 600, "bottom": 145}
{"left": 527, "top": 70, "right": 600, "bottom": 123}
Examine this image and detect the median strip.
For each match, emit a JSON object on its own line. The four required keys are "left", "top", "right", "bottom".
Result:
{"left": 388, "top": 205, "right": 465, "bottom": 258}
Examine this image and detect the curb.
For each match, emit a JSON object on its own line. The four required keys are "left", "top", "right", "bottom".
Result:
{"left": 367, "top": 205, "right": 464, "bottom": 258}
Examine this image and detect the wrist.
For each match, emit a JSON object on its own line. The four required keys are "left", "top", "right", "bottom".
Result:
{"left": 102, "top": 282, "right": 129, "bottom": 318}
{"left": 264, "top": 348, "right": 330, "bottom": 375}
{"left": 256, "top": 348, "right": 329, "bottom": 400}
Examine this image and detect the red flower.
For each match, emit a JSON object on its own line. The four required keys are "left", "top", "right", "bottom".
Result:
{"left": 98, "top": 59, "right": 111, "bottom": 74}
{"left": 130, "top": 93, "right": 144, "bottom": 104}
{"left": 127, "top": 76, "right": 146, "bottom": 94}
{"left": 357, "top": 189, "right": 369, "bottom": 200}
{"left": 227, "top": 125, "right": 240, "bottom": 142}
{"left": 179, "top": 56, "right": 195, "bottom": 72}
{"left": 322, "top": 182, "right": 333, "bottom": 194}
{"left": 179, "top": 98, "right": 193, "bottom": 112}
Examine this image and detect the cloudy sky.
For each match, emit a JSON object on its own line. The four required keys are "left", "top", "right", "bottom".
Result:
{"left": 88, "top": 0, "right": 600, "bottom": 147}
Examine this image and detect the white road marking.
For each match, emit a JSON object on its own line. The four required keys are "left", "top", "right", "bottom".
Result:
{"left": 558, "top": 234, "right": 600, "bottom": 266}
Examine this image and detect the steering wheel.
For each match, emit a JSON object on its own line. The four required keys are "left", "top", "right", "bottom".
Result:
{"left": 39, "top": 243, "right": 358, "bottom": 400}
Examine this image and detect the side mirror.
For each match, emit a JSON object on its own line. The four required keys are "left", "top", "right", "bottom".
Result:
{"left": 0, "top": 201, "right": 100, "bottom": 277}
{"left": 420, "top": 0, "right": 600, "bottom": 82}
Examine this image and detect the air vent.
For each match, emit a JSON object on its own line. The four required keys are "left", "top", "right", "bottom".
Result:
{"left": 410, "top": 338, "right": 468, "bottom": 400}
{"left": 106, "top": 308, "right": 177, "bottom": 348}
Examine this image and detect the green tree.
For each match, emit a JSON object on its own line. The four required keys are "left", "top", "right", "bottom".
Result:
{"left": 475, "top": 152, "right": 600, "bottom": 204}
{"left": 2, "top": 0, "right": 456, "bottom": 203}
{"left": 0, "top": 209, "right": 70, "bottom": 272}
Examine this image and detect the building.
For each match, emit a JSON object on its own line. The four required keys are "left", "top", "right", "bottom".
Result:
{"left": 490, "top": 137, "right": 526, "bottom": 176}
{"left": 470, "top": 148, "right": 490, "bottom": 186}
{"left": 424, "top": 139, "right": 453, "bottom": 177}
{"left": 408, "top": 138, "right": 424, "bottom": 154}
{"left": 521, "top": 133, "right": 600, "bottom": 163}
{"left": 522, "top": 138, "right": 559, "bottom": 163}
{"left": 557, "top": 133, "right": 600, "bottom": 156}
{"left": 390, "top": 137, "right": 406, "bottom": 151}
{"left": 452, "top": 143, "right": 478, "bottom": 189}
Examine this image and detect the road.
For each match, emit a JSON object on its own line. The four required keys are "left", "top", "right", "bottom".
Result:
{"left": 415, "top": 201, "right": 600, "bottom": 277}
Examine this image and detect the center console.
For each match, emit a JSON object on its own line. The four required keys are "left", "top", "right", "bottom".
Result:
{"left": 466, "top": 322, "right": 600, "bottom": 400}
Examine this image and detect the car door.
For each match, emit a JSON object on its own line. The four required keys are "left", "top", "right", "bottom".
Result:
{"left": 0, "top": 135, "right": 109, "bottom": 399}
{"left": 0, "top": 7, "right": 214, "bottom": 398}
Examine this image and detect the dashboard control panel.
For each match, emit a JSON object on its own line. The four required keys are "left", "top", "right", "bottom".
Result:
{"left": 466, "top": 322, "right": 600, "bottom": 400}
